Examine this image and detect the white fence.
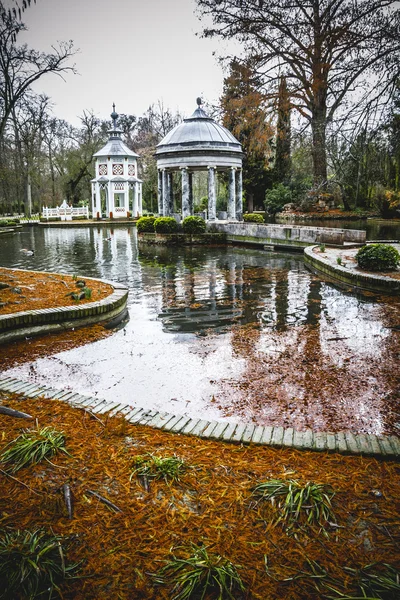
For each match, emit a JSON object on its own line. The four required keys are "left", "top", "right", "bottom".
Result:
{"left": 42, "top": 205, "right": 89, "bottom": 221}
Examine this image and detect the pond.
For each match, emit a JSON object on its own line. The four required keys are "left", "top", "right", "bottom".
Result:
{"left": 1, "top": 226, "right": 399, "bottom": 436}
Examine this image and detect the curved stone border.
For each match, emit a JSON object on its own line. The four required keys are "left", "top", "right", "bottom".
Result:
{"left": 0, "top": 268, "right": 128, "bottom": 344}
{"left": 0, "top": 377, "right": 398, "bottom": 458}
{"left": 304, "top": 246, "right": 400, "bottom": 295}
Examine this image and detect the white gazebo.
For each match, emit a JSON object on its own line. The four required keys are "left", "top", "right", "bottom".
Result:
{"left": 155, "top": 98, "right": 244, "bottom": 221}
{"left": 91, "top": 105, "right": 142, "bottom": 219}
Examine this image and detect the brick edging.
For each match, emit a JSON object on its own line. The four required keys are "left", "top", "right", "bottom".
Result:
{"left": 0, "top": 268, "right": 128, "bottom": 344}
{"left": 0, "top": 378, "right": 398, "bottom": 458}
{"left": 304, "top": 246, "right": 400, "bottom": 295}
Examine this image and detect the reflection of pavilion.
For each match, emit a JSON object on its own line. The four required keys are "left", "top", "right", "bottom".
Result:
{"left": 138, "top": 247, "right": 321, "bottom": 334}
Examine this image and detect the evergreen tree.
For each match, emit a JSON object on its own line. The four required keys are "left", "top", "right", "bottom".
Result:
{"left": 221, "top": 58, "right": 274, "bottom": 211}
{"left": 274, "top": 76, "right": 291, "bottom": 184}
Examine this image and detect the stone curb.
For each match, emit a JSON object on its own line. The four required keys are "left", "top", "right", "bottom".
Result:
{"left": 0, "top": 268, "right": 128, "bottom": 344}
{"left": 304, "top": 246, "right": 400, "bottom": 295}
{"left": 0, "top": 378, "right": 398, "bottom": 458}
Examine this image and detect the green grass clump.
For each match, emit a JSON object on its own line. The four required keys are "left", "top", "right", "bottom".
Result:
{"left": 251, "top": 479, "right": 335, "bottom": 534}
{"left": 356, "top": 243, "right": 400, "bottom": 271}
{"left": 130, "top": 453, "right": 187, "bottom": 484}
{"left": 0, "top": 528, "right": 80, "bottom": 599}
{"left": 339, "top": 563, "right": 400, "bottom": 600}
{"left": 0, "top": 426, "right": 68, "bottom": 473}
{"left": 153, "top": 544, "right": 246, "bottom": 600}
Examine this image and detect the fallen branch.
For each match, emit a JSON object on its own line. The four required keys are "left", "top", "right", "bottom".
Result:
{"left": 0, "top": 406, "right": 33, "bottom": 419}
{"left": 139, "top": 474, "right": 150, "bottom": 492}
{"left": 81, "top": 407, "right": 105, "bottom": 426}
{"left": 86, "top": 490, "right": 122, "bottom": 513}
{"left": 63, "top": 483, "right": 73, "bottom": 519}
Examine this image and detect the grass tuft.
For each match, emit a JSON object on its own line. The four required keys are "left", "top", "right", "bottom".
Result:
{"left": 153, "top": 543, "right": 246, "bottom": 600}
{"left": 251, "top": 478, "right": 335, "bottom": 534}
{"left": 0, "top": 426, "right": 69, "bottom": 473}
{"left": 130, "top": 453, "right": 187, "bottom": 484}
{"left": 0, "top": 528, "right": 80, "bottom": 599}
{"left": 337, "top": 563, "right": 400, "bottom": 599}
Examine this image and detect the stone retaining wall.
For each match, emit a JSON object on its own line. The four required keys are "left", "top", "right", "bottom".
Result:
{"left": 304, "top": 246, "right": 400, "bottom": 295}
{"left": 138, "top": 232, "right": 227, "bottom": 245}
{"left": 0, "top": 378, "right": 398, "bottom": 457}
{"left": 0, "top": 272, "right": 128, "bottom": 344}
{"left": 211, "top": 222, "right": 366, "bottom": 249}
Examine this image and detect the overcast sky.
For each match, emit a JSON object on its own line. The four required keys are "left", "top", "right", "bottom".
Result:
{"left": 14, "top": 0, "right": 237, "bottom": 125}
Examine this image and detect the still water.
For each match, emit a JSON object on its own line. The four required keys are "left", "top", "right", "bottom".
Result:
{"left": 1, "top": 226, "right": 399, "bottom": 435}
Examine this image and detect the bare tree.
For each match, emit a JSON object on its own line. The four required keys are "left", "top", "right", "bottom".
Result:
{"left": 196, "top": 0, "right": 400, "bottom": 186}
{"left": 0, "top": 1, "right": 76, "bottom": 139}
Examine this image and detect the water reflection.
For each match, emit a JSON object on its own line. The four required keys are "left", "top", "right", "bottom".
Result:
{"left": 0, "top": 226, "right": 399, "bottom": 435}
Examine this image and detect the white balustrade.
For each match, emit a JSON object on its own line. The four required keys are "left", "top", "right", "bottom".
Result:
{"left": 42, "top": 204, "right": 89, "bottom": 221}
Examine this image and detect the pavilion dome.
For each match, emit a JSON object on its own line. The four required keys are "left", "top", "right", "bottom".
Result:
{"left": 156, "top": 103, "right": 242, "bottom": 156}
{"left": 93, "top": 136, "right": 139, "bottom": 158}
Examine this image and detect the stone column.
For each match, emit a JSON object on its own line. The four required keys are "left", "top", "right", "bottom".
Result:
{"left": 108, "top": 181, "right": 114, "bottom": 217}
{"left": 91, "top": 184, "right": 95, "bottom": 216}
{"left": 95, "top": 182, "right": 101, "bottom": 217}
{"left": 227, "top": 167, "right": 236, "bottom": 220}
{"left": 132, "top": 183, "right": 138, "bottom": 217}
{"left": 181, "top": 168, "right": 190, "bottom": 219}
{"left": 162, "top": 169, "right": 168, "bottom": 216}
{"left": 167, "top": 172, "right": 174, "bottom": 215}
{"left": 208, "top": 166, "right": 216, "bottom": 221}
{"left": 188, "top": 172, "right": 193, "bottom": 215}
{"left": 157, "top": 170, "right": 163, "bottom": 215}
{"left": 138, "top": 183, "right": 143, "bottom": 216}
{"left": 236, "top": 168, "right": 243, "bottom": 221}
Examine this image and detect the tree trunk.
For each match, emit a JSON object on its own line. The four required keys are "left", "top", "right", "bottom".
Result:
{"left": 311, "top": 108, "right": 328, "bottom": 187}
{"left": 25, "top": 171, "right": 32, "bottom": 216}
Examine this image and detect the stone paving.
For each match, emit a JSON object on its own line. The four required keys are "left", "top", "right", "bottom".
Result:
{"left": 0, "top": 377, "right": 398, "bottom": 458}
{"left": 304, "top": 245, "right": 400, "bottom": 295}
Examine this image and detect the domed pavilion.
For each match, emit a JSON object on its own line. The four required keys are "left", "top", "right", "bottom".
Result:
{"left": 91, "top": 105, "right": 142, "bottom": 219}
{"left": 155, "top": 99, "right": 244, "bottom": 221}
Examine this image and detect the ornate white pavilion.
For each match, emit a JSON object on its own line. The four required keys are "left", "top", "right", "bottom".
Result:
{"left": 91, "top": 105, "right": 142, "bottom": 219}
{"left": 155, "top": 99, "right": 244, "bottom": 220}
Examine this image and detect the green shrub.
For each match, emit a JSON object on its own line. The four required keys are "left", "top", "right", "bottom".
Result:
{"left": 356, "top": 244, "right": 400, "bottom": 271}
{"left": 0, "top": 219, "right": 18, "bottom": 226}
{"left": 182, "top": 216, "right": 206, "bottom": 234}
{"left": 265, "top": 183, "right": 292, "bottom": 214}
{"left": 154, "top": 216, "right": 179, "bottom": 234}
{"left": 243, "top": 213, "right": 264, "bottom": 223}
{"left": 136, "top": 216, "right": 156, "bottom": 233}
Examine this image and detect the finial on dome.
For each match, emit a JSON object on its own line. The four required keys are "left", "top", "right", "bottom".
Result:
{"left": 196, "top": 97, "right": 202, "bottom": 106}
{"left": 110, "top": 103, "right": 119, "bottom": 128}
